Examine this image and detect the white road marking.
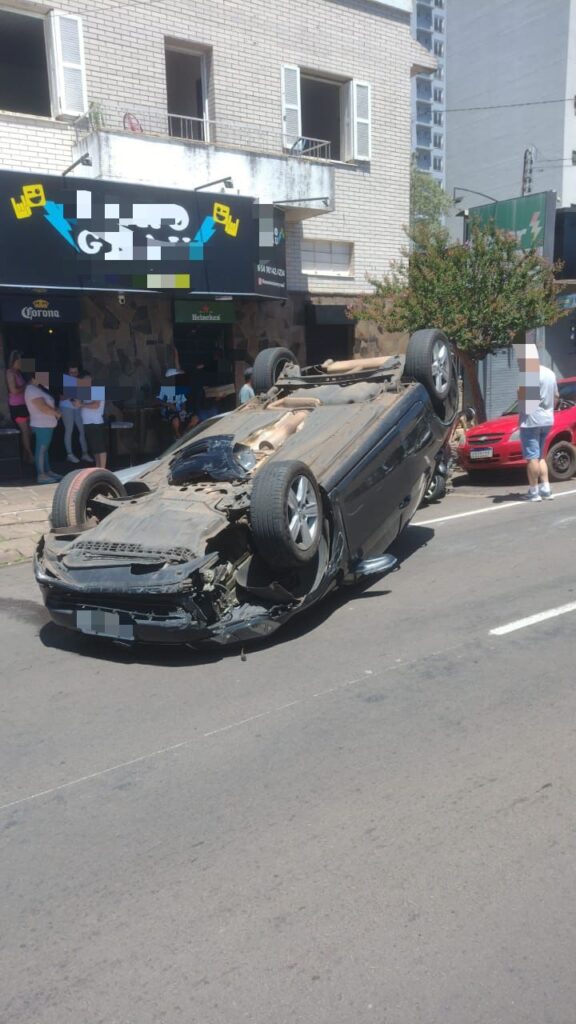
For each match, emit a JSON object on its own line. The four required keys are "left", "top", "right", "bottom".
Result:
{"left": 490, "top": 601, "right": 576, "bottom": 636}
{"left": 0, "top": 668, "right": 379, "bottom": 814}
{"left": 416, "top": 486, "right": 576, "bottom": 527}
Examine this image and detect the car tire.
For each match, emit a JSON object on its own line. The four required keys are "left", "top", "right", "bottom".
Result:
{"left": 252, "top": 347, "right": 298, "bottom": 395}
{"left": 404, "top": 329, "right": 456, "bottom": 417}
{"left": 250, "top": 460, "right": 322, "bottom": 568}
{"left": 547, "top": 440, "right": 576, "bottom": 481}
{"left": 51, "top": 468, "right": 127, "bottom": 528}
{"left": 424, "top": 472, "right": 447, "bottom": 503}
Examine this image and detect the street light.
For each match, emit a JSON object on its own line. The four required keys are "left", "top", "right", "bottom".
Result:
{"left": 274, "top": 196, "right": 330, "bottom": 206}
{"left": 193, "top": 177, "right": 234, "bottom": 191}
{"left": 452, "top": 186, "right": 497, "bottom": 204}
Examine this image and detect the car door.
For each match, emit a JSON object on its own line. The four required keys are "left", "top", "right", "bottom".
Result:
{"left": 332, "top": 397, "right": 436, "bottom": 561}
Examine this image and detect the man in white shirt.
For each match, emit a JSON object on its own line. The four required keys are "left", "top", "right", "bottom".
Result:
{"left": 519, "top": 362, "right": 559, "bottom": 501}
{"left": 238, "top": 367, "right": 255, "bottom": 405}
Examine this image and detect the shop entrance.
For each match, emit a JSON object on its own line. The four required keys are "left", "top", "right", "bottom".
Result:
{"left": 3, "top": 321, "right": 81, "bottom": 387}
{"left": 173, "top": 322, "right": 236, "bottom": 412}
{"left": 305, "top": 324, "right": 354, "bottom": 366}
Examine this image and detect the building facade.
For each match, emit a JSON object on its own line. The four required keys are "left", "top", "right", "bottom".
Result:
{"left": 445, "top": 0, "right": 576, "bottom": 417}
{"left": 411, "top": 0, "right": 446, "bottom": 185}
{"left": 0, "top": 0, "right": 431, "bottom": 450}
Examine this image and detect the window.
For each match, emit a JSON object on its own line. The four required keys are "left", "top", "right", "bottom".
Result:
{"left": 434, "top": 0, "right": 444, "bottom": 7}
{"left": 434, "top": 65, "right": 444, "bottom": 80}
{"left": 433, "top": 155, "right": 443, "bottom": 172}
{"left": 433, "top": 110, "right": 443, "bottom": 125}
{"left": 433, "top": 40, "right": 444, "bottom": 57}
{"left": 301, "top": 239, "right": 353, "bottom": 277}
{"left": 0, "top": 9, "right": 86, "bottom": 119}
{"left": 433, "top": 132, "right": 443, "bottom": 148}
{"left": 165, "top": 45, "right": 209, "bottom": 141}
{"left": 282, "top": 65, "right": 371, "bottom": 161}
{"left": 433, "top": 86, "right": 444, "bottom": 102}
{"left": 434, "top": 16, "right": 444, "bottom": 31}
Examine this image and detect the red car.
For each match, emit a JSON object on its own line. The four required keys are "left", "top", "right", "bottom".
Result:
{"left": 458, "top": 377, "right": 576, "bottom": 481}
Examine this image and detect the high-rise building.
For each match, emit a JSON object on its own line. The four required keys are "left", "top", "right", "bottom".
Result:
{"left": 446, "top": 0, "right": 576, "bottom": 206}
{"left": 412, "top": 0, "right": 447, "bottom": 185}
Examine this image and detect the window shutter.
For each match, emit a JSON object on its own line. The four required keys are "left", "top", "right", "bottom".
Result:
{"left": 352, "top": 80, "right": 371, "bottom": 161}
{"left": 47, "top": 12, "right": 87, "bottom": 119}
{"left": 281, "top": 64, "right": 301, "bottom": 149}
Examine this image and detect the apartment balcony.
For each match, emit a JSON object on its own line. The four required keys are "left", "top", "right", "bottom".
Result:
{"left": 415, "top": 103, "right": 432, "bottom": 124}
{"left": 71, "top": 104, "right": 335, "bottom": 219}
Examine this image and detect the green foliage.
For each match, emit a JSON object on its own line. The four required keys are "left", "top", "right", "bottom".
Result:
{"left": 410, "top": 165, "right": 452, "bottom": 229}
{"left": 351, "top": 221, "right": 565, "bottom": 361}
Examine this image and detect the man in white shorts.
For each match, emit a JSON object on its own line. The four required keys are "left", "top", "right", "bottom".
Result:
{"left": 519, "top": 363, "right": 559, "bottom": 501}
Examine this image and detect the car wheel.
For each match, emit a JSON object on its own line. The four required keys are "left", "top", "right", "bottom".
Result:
{"left": 250, "top": 460, "right": 322, "bottom": 568}
{"left": 404, "top": 329, "right": 455, "bottom": 416}
{"left": 424, "top": 472, "right": 447, "bottom": 503}
{"left": 51, "top": 468, "right": 127, "bottom": 528}
{"left": 547, "top": 440, "right": 576, "bottom": 481}
{"left": 252, "top": 347, "right": 298, "bottom": 394}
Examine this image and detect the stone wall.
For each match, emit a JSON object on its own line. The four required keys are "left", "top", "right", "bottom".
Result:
{"left": 78, "top": 294, "right": 174, "bottom": 413}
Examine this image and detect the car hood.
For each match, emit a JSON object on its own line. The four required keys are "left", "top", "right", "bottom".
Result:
{"left": 466, "top": 414, "right": 517, "bottom": 439}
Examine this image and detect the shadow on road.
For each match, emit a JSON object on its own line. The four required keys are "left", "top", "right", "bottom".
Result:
{"left": 37, "top": 525, "right": 435, "bottom": 668}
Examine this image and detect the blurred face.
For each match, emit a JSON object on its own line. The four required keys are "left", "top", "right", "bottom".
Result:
{"left": 35, "top": 371, "right": 50, "bottom": 388}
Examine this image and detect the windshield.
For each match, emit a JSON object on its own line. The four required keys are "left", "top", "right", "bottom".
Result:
{"left": 501, "top": 380, "right": 576, "bottom": 418}
{"left": 161, "top": 415, "right": 227, "bottom": 459}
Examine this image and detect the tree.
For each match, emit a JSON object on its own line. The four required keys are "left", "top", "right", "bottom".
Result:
{"left": 350, "top": 221, "right": 565, "bottom": 421}
{"left": 410, "top": 164, "right": 452, "bottom": 226}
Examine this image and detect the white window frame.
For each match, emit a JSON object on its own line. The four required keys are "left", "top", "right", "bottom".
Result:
{"left": 301, "top": 239, "right": 354, "bottom": 278}
{"left": 165, "top": 42, "right": 211, "bottom": 143}
{"left": 46, "top": 10, "right": 87, "bottom": 120}
{"left": 281, "top": 64, "right": 302, "bottom": 149}
{"left": 282, "top": 65, "right": 371, "bottom": 163}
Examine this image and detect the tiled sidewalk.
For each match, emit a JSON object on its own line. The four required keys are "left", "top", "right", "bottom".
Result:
{"left": 0, "top": 481, "right": 56, "bottom": 566}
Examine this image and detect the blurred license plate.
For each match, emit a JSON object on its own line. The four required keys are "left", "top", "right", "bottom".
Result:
{"left": 470, "top": 448, "right": 493, "bottom": 460}
{"left": 76, "top": 609, "right": 134, "bottom": 640}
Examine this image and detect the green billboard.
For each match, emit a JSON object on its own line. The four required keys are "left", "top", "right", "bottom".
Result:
{"left": 468, "top": 191, "right": 556, "bottom": 260}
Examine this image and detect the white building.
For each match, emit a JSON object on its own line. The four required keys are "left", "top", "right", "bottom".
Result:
{"left": 411, "top": 0, "right": 446, "bottom": 185}
{"left": 446, "top": 0, "right": 576, "bottom": 207}
{"left": 0, "top": 0, "right": 432, "bottom": 437}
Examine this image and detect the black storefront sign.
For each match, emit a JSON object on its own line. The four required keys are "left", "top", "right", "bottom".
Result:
{"left": 1, "top": 295, "right": 81, "bottom": 323}
{"left": 0, "top": 170, "right": 286, "bottom": 297}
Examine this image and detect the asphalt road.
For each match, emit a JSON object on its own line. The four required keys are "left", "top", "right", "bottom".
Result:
{"left": 2, "top": 478, "right": 576, "bottom": 1024}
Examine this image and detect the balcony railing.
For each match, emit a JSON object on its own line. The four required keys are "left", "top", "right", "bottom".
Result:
{"left": 76, "top": 103, "right": 332, "bottom": 161}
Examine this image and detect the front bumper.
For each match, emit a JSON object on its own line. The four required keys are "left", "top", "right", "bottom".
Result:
{"left": 36, "top": 559, "right": 285, "bottom": 647}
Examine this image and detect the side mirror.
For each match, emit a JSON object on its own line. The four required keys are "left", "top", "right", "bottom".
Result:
{"left": 465, "top": 407, "right": 475, "bottom": 422}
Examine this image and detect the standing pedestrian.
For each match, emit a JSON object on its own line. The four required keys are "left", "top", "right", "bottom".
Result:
{"left": 5, "top": 350, "right": 34, "bottom": 464}
{"left": 24, "top": 369, "right": 62, "bottom": 483}
{"left": 238, "top": 367, "right": 255, "bottom": 405}
{"left": 60, "top": 363, "right": 93, "bottom": 464}
{"left": 519, "top": 362, "right": 559, "bottom": 501}
{"left": 74, "top": 375, "right": 108, "bottom": 468}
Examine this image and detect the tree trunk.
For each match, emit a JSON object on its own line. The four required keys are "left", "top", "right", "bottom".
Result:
{"left": 458, "top": 349, "right": 487, "bottom": 423}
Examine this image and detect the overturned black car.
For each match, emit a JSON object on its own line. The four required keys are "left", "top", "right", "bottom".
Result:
{"left": 35, "top": 330, "right": 458, "bottom": 647}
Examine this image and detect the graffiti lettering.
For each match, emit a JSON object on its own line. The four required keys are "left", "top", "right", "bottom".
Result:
{"left": 213, "top": 202, "right": 240, "bottom": 237}
{"left": 11, "top": 184, "right": 46, "bottom": 219}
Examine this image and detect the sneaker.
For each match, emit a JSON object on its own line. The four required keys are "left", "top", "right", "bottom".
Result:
{"left": 524, "top": 488, "right": 542, "bottom": 502}
{"left": 67, "top": 453, "right": 80, "bottom": 464}
{"left": 539, "top": 487, "right": 553, "bottom": 500}
{"left": 82, "top": 452, "right": 94, "bottom": 463}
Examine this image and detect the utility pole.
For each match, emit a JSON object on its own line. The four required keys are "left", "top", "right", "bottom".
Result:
{"left": 521, "top": 146, "right": 535, "bottom": 196}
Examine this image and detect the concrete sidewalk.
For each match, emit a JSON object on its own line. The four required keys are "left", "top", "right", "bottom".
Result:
{"left": 0, "top": 480, "right": 56, "bottom": 567}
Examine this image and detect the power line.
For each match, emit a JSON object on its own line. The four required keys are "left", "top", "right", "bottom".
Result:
{"left": 446, "top": 97, "right": 572, "bottom": 113}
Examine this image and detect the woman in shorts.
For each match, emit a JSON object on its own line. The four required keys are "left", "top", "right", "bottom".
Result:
{"left": 5, "top": 350, "right": 34, "bottom": 463}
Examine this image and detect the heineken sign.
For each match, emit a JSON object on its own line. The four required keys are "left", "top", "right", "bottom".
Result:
{"left": 468, "top": 191, "right": 556, "bottom": 260}
{"left": 174, "top": 300, "right": 235, "bottom": 324}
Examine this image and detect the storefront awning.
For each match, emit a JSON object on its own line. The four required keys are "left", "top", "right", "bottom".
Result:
{"left": 0, "top": 170, "right": 286, "bottom": 299}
